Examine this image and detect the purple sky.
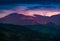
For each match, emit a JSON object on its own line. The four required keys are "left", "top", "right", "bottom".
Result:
{"left": 0, "top": 4, "right": 60, "bottom": 18}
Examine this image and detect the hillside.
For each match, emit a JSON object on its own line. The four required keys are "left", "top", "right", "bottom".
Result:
{"left": 0, "top": 23, "right": 60, "bottom": 41}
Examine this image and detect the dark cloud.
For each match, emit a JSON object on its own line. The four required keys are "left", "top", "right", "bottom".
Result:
{"left": 0, "top": 4, "right": 60, "bottom": 11}
{"left": 0, "top": 4, "right": 17, "bottom": 10}
{"left": 0, "top": 0, "right": 60, "bottom": 5}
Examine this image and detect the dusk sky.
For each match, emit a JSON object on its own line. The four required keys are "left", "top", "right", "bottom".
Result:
{"left": 1, "top": 0, "right": 60, "bottom": 41}
{"left": 0, "top": 4, "right": 60, "bottom": 18}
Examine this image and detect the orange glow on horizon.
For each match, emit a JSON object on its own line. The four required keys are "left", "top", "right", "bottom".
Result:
{"left": 0, "top": 9, "right": 60, "bottom": 18}
{"left": 16, "top": 9, "right": 60, "bottom": 17}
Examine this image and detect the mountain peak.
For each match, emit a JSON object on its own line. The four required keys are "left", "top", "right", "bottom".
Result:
{"left": 0, "top": 13, "right": 60, "bottom": 25}
{"left": 1, "top": 13, "right": 26, "bottom": 19}
{"left": 51, "top": 14, "right": 60, "bottom": 17}
{"left": 8, "top": 13, "right": 25, "bottom": 17}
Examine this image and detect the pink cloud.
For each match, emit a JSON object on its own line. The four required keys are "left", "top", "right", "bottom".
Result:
{"left": 0, "top": 10, "right": 15, "bottom": 18}
{"left": 15, "top": 8, "right": 60, "bottom": 16}
{"left": 0, "top": 7, "right": 60, "bottom": 18}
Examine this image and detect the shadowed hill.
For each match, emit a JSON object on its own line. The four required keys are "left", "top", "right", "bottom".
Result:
{"left": 0, "top": 13, "right": 49, "bottom": 25}
{"left": 0, "top": 23, "right": 60, "bottom": 41}
{"left": 1, "top": 13, "right": 60, "bottom": 25}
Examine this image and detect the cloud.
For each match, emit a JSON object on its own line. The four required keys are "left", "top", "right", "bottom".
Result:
{"left": 0, "top": 0, "right": 60, "bottom": 5}
{"left": 0, "top": 4, "right": 60, "bottom": 18}
{"left": 0, "top": 10, "right": 15, "bottom": 18}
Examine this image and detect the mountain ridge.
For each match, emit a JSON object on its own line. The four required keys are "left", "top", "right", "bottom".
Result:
{"left": 0, "top": 13, "right": 60, "bottom": 25}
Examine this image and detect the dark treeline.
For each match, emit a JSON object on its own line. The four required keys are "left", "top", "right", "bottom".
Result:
{"left": 0, "top": 23, "right": 60, "bottom": 41}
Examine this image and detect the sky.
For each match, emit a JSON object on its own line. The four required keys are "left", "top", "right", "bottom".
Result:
{"left": 0, "top": 4, "right": 60, "bottom": 18}
{"left": 0, "top": 0, "right": 60, "bottom": 4}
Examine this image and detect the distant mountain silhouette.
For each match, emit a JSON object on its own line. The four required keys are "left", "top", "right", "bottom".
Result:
{"left": 46, "top": 22, "right": 56, "bottom": 26}
{"left": 50, "top": 14, "right": 60, "bottom": 25}
{"left": 0, "top": 13, "right": 60, "bottom": 25}
{"left": 0, "top": 13, "right": 38, "bottom": 25}
{"left": 34, "top": 14, "right": 49, "bottom": 24}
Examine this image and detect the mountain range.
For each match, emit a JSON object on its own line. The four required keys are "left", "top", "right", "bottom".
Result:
{"left": 0, "top": 13, "right": 60, "bottom": 25}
